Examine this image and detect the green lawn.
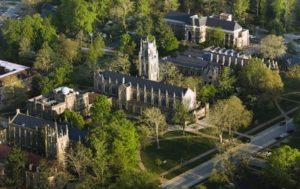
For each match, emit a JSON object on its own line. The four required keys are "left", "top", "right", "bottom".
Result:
{"left": 141, "top": 136, "right": 216, "bottom": 174}
{"left": 279, "top": 99, "right": 299, "bottom": 111}
{"left": 282, "top": 77, "right": 300, "bottom": 93}
{"left": 164, "top": 151, "right": 217, "bottom": 179}
{"left": 162, "top": 130, "right": 195, "bottom": 138}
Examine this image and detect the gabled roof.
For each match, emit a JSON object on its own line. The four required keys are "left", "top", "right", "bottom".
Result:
{"left": 99, "top": 71, "right": 189, "bottom": 96}
{"left": 164, "top": 11, "right": 243, "bottom": 31}
{"left": 165, "top": 11, "right": 191, "bottom": 23}
{"left": 12, "top": 113, "right": 54, "bottom": 129}
{"left": 205, "top": 17, "right": 242, "bottom": 31}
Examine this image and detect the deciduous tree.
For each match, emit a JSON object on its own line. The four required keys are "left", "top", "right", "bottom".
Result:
{"left": 263, "top": 145, "right": 300, "bottom": 188}
{"left": 197, "top": 85, "right": 217, "bottom": 103}
{"left": 209, "top": 96, "right": 252, "bottom": 143}
{"left": 260, "top": 35, "right": 286, "bottom": 59}
{"left": 140, "top": 107, "right": 167, "bottom": 149}
{"left": 218, "top": 67, "right": 236, "bottom": 97}
{"left": 172, "top": 101, "right": 192, "bottom": 135}
{"left": 90, "top": 95, "right": 111, "bottom": 126}
{"left": 239, "top": 58, "right": 284, "bottom": 96}
{"left": 234, "top": 0, "right": 249, "bottom": 21}
{"left": 5, "top": 147, "right": 27, "bottom": 187}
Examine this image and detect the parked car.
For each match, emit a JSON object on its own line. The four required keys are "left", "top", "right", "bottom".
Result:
{"left": 279, "top": 121, "right": 286, "bottom": 126}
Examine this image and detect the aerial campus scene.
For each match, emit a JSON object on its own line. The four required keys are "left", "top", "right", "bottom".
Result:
{"left": 0, "top": 0, "right": 300, "bottom": 188}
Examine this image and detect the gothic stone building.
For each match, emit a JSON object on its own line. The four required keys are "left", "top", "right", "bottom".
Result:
{"left": 28, "top": 86, "right": 90, "bottom": 120}
{"left": 138, "top": 38, "right": 159, "bottom": 81}
{"left": 94, "top": 71, "right": 201, "bottom": 116}
{"left": 161, "top": 48, "right": 220, "bottom": 85}
{"left": 2, "top": 109, "right": 69, "bottom": 163}
{"left": 165, "top": 12, "right": 249, "bottom": 48}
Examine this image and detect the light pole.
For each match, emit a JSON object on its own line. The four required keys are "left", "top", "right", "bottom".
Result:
{"left": 285, "top": 118, "right": 288, "bottom": 132}
{"left": 89, "top": 32, "right": 93, "bottom": 44}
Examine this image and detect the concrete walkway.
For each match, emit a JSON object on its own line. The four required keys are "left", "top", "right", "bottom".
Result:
{"left": 160, "top": 148, "right": 217, "bottom": 177}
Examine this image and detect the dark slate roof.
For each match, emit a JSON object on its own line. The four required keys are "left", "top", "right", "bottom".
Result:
{"left": 165, "top": 11, "right": 191, "bottom": 23}
{"left": 204, "top": 17, "right": 242, "bottom": 31}
{"left": 165, "top": 11, "right": 242, "bottom": 31}
{"left": 68, "top": 128, "right": 87, "bottom": 141}
{"left": 100, "top": 71, "right": 189, "bottom": 96}
{"left": 12, "top": 114, "right": 54, "bottom": 129}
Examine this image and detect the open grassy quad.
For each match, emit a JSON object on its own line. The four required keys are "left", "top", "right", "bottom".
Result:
{"left": 141, "top": 131, "right": 216, "bottom": 174}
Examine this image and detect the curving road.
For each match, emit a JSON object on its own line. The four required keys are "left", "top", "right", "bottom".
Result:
{"left": 161, "top": 119, "right": 295, "bottom": 189}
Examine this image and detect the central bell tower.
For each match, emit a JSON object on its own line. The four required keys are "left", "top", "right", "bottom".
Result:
{"left": 138, "top": 37, "right": 159, "bottom": 81}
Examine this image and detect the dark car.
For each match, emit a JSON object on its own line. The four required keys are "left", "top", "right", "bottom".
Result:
{"left": 279, "top": 121, "right": 286, "bottom": 126}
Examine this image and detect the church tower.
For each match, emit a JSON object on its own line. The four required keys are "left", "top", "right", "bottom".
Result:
{"left": 138, "top": 38, "right": 159, "bottom": 81}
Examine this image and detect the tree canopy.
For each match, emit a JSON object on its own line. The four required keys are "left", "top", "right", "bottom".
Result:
{"left": 239, "top": 58, "right": 284, "bottom": 95}
{"left": 260, "top": 35, "right": 286, "bottom": 60}
{"left": 209, "top": 96, "right": 252, "bottom": 143}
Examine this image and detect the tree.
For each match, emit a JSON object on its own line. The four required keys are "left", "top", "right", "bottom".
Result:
{"left": 159, "top": 62, "right": 183, "bottom": 85}
{"left": 90, "top": 95, "right": 111, "bottom": 126}
{"left": 271, "top": 0, "right": 296, "bottom": 30}
{"left": 197, "top": 85, "right": 217, "bottom": 103}
{"left": 66, "top": 141, "right": 91, "bottom": 181}
{"left": 234, "top": 0, "right": 249, "bottom": 21}
{"left": 263, "top": 145, "right": 300, "bottom": 188}
{"left": 108, "top": 55, "right": 131, "bottom": 74}
{"left": 118, "top": 33, "right": 136, "bottom": 57}
{"left": 182, "top": 76, "right": 202, "bottom": 90}
{"left": 135, "top": 0, "right": 151, "bottom": 16}
{"left": 37, "top": 160, "right": 49, "bottom": 189}
{"left": 209, "top": 28, "right": 225, "bottom": 46}
{"left": 5, "top": 146, "right": 27, "bottom": 187}
{"left": 62, "top": 110, "right": 85, "bottom": 129}
{"left": 239, "top": 58, "right": 284, "bottom": 96}
{"left": 2, "top": 75, "right": 27, "bottom": 108}
{"left": 140, "top": 107, "right": 167, "bottom": 149}
{"left": 137, "top": 125, "right": 152, "bottom": 149}
{"left": 60, "top": 0, "right": 97, "bottom": 33}
{"left": 87, "top": 36, "right": 105, "bottom": 68}
{"left": 110, "top": 0, "right": 134, "bottom": 30}
{"left": 218, "top": 67, "right": 236, "bottom": 97}
{"left": 114, "top": 169, "right": 159, "bottom": 189}
{"left": 161, "top": 0, "right": 179, "bottom": 12}
{"left": 209, "top": 96, "right": 252, "bottom": 143}
{"left": 34, "top": 43, "right": 55, "bottom": 73}
{"left": 1, "top": 14, "right": 57, "bottom": 59}
{"left": 260, "top": 35, "right": 286, "bottom": 59}
{"left": 135, "top": 16, "right": 153, "bottom": 39}
{"left": 155, "top": 17, "right": 179, "bottom": 53}
{"left": 286, "top": 65, "right": 300, "bottom": 80}
{"left": 57, "top": 35, "right": 79, "bottom": 63}
{"left": 172, "top": 101, "right": 192, "bottom": 134}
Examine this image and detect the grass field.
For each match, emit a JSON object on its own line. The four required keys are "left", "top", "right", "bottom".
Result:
{"left": 141, "top": 133, "right": 216, "bottom": 174}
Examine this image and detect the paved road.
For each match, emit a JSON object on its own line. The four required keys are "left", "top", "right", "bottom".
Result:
{"left": 161, "top": 120, "right": 294, "bottom": 189}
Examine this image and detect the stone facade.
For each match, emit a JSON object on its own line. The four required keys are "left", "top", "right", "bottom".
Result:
{"left": 28, "top": 86, "right": 90, "bottom": 120}
{"left": 161, "top": 54, "right": 220, "bottom": 85}
{"left": 2, "top": 109, "right": 69, "bottom": 163}
{"left": 138, "top": 38, "right": 159, "bottom": 81}
{"left": 203, "top": 47, "right": 279, "bottom": 70}
{"left": 165, "top": 12, "right": 250, "bottom": 48}
{"left": 94, "top": 71, "right": 205, "bottom": 118}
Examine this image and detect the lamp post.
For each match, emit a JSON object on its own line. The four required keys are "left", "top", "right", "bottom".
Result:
{"left": 89, "top": 32, "right": 93, "bottom": 44}
{"left": 285, "top": 118, "right": 288, "bottom": 133}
